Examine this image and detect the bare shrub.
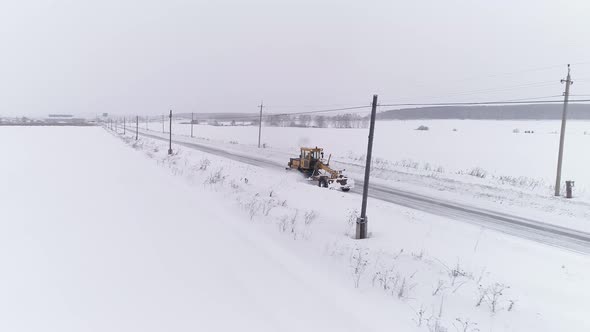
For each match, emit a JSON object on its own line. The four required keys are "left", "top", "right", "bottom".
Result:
{"left": 244, "top": 197, "right": 261, "bottom": 220}
{"left": 372, "top": 268, "right": 399, "bottom": 293}
{"left": 279, "top": 210, "right": 299, "bottom": 237}
{"left": 416, "top": 125, "right": 430, "bottom": 131}
{"left": 350, "top": 247, "right": 369, "bottom": 288}
{"left": 395, "top": 159, "right": 420, "bottom": 169}
{"left": 304, "top": 210, "right": 317, "bottom": 225}
{"left": 507, "top": 300, "right": 516, "bottom": 311}
{"left": 229, "top": 180, "right": 240, "bottom": 190}
{"left": 278, "top": 215, "right": 289, "bottom": 233}
{"left": 397, "top": 276, "right": 417, "bottom": 299}
{"left": 288, "top": 210, "right": 299, "bottom": 235}
{"left": 204, "top": 168, "right": 226, "bottom": 185}
{"left": 476, "top": 282, "right": 510, "bottom": 313}
{"left": 199, "top": 158, "right": 211, "bottom": 170}
{"left": 496, "top": 175, "right": 544, "bottom": 190}
{"left": 131, "top": 140, "right": 143, "bottom": 149}
{"left": 449, "top": 261, "right": 471, "bottom": 286}
{"left": 467, "top": 167, "right": 487, "bottom": 179}
{"left": 433, "top": 279, "right": 448, "bottom": 296}
{"left": 412, "top": 250, "right": 424, "bottom": 260}
{"left": 261, "top": 199, "right": 277, "bottom": 216}
{"left": 453, "top": 318, "right": 479, "bottom": 332}
{"left": 427, "top": 297, "right": 448, "bottom": 332}
{"left": 413, "top": 305, "right": 426, "bottom": 327}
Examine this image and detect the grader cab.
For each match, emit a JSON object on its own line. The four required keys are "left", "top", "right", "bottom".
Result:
{"left": 287, "top": 147, "right": 352, "bottom": 192}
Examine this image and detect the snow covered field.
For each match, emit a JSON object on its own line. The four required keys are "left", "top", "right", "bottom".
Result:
{"left": 141, "top": 119, "right": 590, "bottom": 233}
{"left": 160, "top": 119, "right": 590, "bottom": 196}
{"left": 3, "top": 126, "right": 590, "bottom": 331}
{"left": 120, "top": 125, "right": 589, "bottom": 331}
{"left": 0, "top": 127, "right": 401, "bottom": 331}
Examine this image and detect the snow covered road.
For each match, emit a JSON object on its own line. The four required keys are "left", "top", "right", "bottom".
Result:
{"left": 0, "top": 127, "right": 393, "bottom": 332}
{"left": 134, "top": 128, "right": 590, "bottom": 254}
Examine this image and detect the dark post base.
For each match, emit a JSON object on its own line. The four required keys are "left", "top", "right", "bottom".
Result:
{"left": 355, "top": 216, "right": 368, "bottom": 239}
{"left": 168, "top": 148, "right": 173, "bottom": 155}
{"left": 565, "top": 180, "right": 574, "bottom": 198}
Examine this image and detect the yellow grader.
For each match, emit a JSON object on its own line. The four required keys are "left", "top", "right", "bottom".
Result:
{"left": 287, "top": 147, "right": 352, "bottom": 192}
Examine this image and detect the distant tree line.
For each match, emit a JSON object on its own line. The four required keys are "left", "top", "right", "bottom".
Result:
{"left": 251, "top": 113, "right": 368, "bottom": 128}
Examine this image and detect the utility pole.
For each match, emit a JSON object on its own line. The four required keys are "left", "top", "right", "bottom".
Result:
{"left": 356, "top": 94, "right": 378, "bottom": 240}
{"left": 123, "top": 117, "right": 126, "bottom": 135}
{"left": 146, "top": 116, "right": 149, "bottom": 130}
{"left": 258, "top": 100, "right": 263, "bottom": 148}
{"left": 191, "top": 112, "right": 194, "bottom": 138}
{"left": 554, "top": 64, "right": 573, "bottom": 196}
{"left": 168, "top": 110, "right": 173, "bottom": 155}
{"left": 135, "top": 116, "right": 139, "bottom": 140}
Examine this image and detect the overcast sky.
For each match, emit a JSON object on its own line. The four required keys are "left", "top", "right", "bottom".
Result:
{"left": 1, "top": 0, "right": 589, "bottom": 117}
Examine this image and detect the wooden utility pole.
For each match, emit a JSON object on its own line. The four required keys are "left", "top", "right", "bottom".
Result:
{"left": 135, "top": 116, "right": 139, "bottom": 140}
{"left": 191, "top": 112, "right": 194, "bottom": 138}
{"left": 123, "top": 118, "right": 126, "bottom": 135}
{"left": 554, "top": 64, "right": 573, "bottom": 196}
{"left": 258, "top": 101, "right": 263, "bottom": 148}
{"left": 356, "top": 94, "right": 378, "bottom": 240}
{"left": 168, "top": 110, "right": 173, "bottom": 155}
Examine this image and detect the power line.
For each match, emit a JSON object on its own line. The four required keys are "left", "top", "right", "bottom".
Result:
{"left": 391, "top": 62, "right": 590, "bottom": 103}
{"left": 438, "top": 61, "right": 590, "bottom": 85}
{"left": 205, "top": 105, "right": 372, "bottom": 122}
{"left": 496, "top": 95, "right": 563, "bottom": 102}
{"left": 260, "top": 102, "right": 365, "bottom": 109}
{"left": 400, "top": 63, "right": 571, "bottom": 92}
{"left": 571, "top": 61, "right": 590, "bottom": 66}
{"left": 454, "top": 64, "right": 566, "bottom": 82}
{"left": 378, "top": 99, "right": 590, "bottom": 109}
